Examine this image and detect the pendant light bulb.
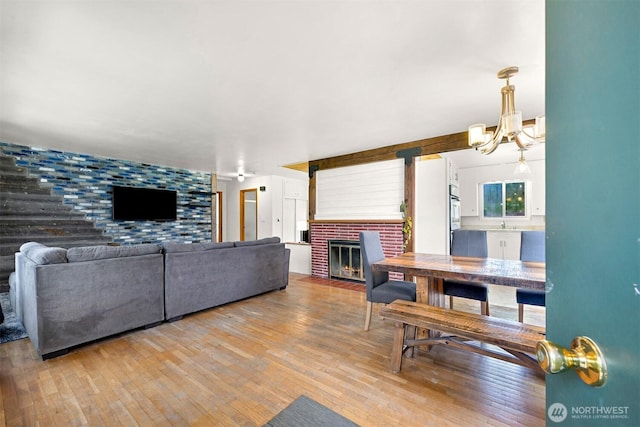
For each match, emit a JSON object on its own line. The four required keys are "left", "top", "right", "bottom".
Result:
{"left": 514, "top": 149, "right": 532, "bottom": 176}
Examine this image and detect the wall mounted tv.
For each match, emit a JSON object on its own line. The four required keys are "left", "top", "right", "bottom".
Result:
{"left": 112, "top": 185, "right": 177, "bottom": 221}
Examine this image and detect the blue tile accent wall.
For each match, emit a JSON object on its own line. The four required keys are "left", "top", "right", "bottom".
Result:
{"left": 1, "top": 142, "right": 213, "bottom": 244}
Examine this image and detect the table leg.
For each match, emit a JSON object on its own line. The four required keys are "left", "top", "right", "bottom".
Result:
{"left": 427, "top": 276, "right": 445, "bottom": 307}
{"left": 415, "top": 276, "right": 429, "bottom": 304}
{"left": 416, "top": 275, "right": 444, "bottom": 351}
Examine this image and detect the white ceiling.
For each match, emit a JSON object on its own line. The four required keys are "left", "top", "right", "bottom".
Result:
{"left": 0, "top": 0, "right": 545, "bottom": 179}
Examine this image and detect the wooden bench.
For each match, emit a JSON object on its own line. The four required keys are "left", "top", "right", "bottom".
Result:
{"left": 378, "top": 300, "right": 546, "bottom": 373}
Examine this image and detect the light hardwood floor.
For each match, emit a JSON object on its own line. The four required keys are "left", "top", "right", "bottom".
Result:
{"left": 0, "top": 274, "right": 545, "bottom": 426}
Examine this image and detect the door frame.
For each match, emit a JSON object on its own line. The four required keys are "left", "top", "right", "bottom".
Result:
{"left": 240, "top": 188, "right": 257, "bottom": 241}
{"left": 215, "top": 191, "right": 223, "bottom": 242}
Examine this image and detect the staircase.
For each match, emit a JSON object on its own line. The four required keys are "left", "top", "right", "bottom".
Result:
{"left": 0, "top": 155, "right": 112, "bottom": 292}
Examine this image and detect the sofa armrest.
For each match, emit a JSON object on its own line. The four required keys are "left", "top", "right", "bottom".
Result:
{"left": 282, "top": 248, "right": 291, "bottom": 289}
{"left": 19, "top": 253, "right": 165, "bottom": 356}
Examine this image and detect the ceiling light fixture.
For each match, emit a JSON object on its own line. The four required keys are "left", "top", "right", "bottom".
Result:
{"left": 513, "top": 148, "right": 532, "bottom": 176}
{"left": 468, "top": 66, "right": 545, "bottom": 155}
{"left": 236, "top": 165, "right": 246, "bottom": 182}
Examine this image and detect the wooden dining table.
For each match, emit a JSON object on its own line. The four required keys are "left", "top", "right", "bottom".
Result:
{"left": 373, "top": 252, "right": 546, "bottom": 354}
{"left": 372, "top": 252, "right": 546, "bottom": 307}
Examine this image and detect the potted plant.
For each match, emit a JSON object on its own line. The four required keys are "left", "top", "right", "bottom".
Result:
{"left": 400, "top": 201, "right": 412, "bottom": 251}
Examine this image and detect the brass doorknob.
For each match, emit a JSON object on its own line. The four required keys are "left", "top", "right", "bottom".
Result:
{"left": 536, "top": 336, "right": 607, "bottom": 387}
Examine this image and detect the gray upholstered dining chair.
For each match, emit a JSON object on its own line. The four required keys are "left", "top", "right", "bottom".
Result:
{"left": 517, "top": 231, "right": 546, "bottom": 322}
{"left": 359, "top": 231, "right": 416, "bottom": 331}
{"left": 444, "top": 230, "right": 490, "bottom": 315}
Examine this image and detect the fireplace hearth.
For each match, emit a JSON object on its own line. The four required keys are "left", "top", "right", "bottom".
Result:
{"left": 328, "top": 240, "right": 364, "bottom": 282}
{"left": 310, "top": 221, "right": 403, "bottom": 280}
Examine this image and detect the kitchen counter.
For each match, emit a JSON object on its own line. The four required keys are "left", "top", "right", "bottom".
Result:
{"left": 462, "top": 227, "right": 544, "bottom": 232}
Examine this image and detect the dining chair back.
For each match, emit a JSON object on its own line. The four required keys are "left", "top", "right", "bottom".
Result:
{"left": 360, "top": 231, "right": 416, "bottom": 331}
{"left": 520, "top": 230, "right": 545, "bottom": 262}
{"left": 517, "top": 231, "right": 546, "bottom": 322}
{"left": 444, "top": 230, "right": 490, "bottom": 315}
{"left": 451, "top": 229, "right": 488, "bottom": 258}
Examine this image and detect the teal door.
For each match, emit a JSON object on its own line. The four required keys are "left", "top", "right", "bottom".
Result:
{"left": 545, "top": 1, "right": 639, "bottom": 426}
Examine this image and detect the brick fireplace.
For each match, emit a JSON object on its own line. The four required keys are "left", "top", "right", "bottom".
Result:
{"left": 310, "top": 221, "right": 404, "bottom": 280}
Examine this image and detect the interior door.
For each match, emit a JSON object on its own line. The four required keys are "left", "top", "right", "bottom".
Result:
{"left": 545, "top": 2, "right": 639, "bottom": 425}
{"left": 240, "top": 188, "right": 257, "bottom": 241}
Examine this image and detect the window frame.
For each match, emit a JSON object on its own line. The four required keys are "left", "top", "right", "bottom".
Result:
{"left": 481, "top": 180, "right": 530, "bottom": 219}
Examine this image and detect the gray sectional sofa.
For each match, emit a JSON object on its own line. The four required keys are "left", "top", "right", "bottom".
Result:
{"left": 13, "top": 237, "right": 290, "bottom": 359}
{"left": 15, "top": 242, "right": 165, "bottom": 359}
{"left": 163, "top": 237, "right": 290, "bottom": 321}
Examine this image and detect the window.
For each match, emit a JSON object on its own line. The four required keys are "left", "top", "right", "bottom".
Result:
{"left": 483, "top": 181, "right": 527, "bottom": 218}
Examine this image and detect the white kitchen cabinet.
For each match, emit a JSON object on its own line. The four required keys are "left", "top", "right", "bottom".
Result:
{"left": 531, "top": 172, "right": 545, "bottom": 215}
{"left": 284, "top": 180, "right": 307, "bottom": 199}
{"left": 459, "top": 169, "right": 479, "bottom": 216}
{"left": 460, "top": 183, "right": 479, "bottom": 216}
{"left": 447, "top": 158, "right": 459, "bottom": 186}
{"left": 487, "top": 231, "right": 521, "bottom": 260}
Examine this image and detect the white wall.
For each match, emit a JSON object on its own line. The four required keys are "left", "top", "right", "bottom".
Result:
{"left": 223, "top": 175, "right": 275, "bottom": 242}
{"left": 282, "top": 178, "right": 308, "bottom": 243}
{"left": 220, "top": 174, "right": 307, "bottom": 243}
{"left": 315, "top": 159, "right": 404, "bottom": 220}
{"left": 286, "top": 243, "right": 311, "bottom": 274}
{"left": 414, "top": 157, "right": 449, "bottom": 255}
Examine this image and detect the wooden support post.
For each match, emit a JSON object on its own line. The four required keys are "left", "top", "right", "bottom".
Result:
{"left": 403, "top": 158, "right": 415, "bottom": 253}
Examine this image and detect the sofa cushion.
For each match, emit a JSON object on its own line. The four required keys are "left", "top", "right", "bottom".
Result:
{"left": 20, "top": 242, "right": 47, "bottom": 253}
{"left": 20, "top": 243, "right": 68, "bottom": 265}
{"left": 162, "top": 241, "right": 234, "bottom": 253}
{"left": 234, "top": 237, "right": 281, "bottom": 247}
{"left": 67, "top": 243, "right": 162, "bottom": 262}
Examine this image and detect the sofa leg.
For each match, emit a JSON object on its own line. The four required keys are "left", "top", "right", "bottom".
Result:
{"left": 42, "top": 348, "right": 69, "bottom": 360}
{"left": 144, "top": 321, "right": 162, "bottom": 329}
{"left": 166, "top": 316, "right": 183, "bottom": 323}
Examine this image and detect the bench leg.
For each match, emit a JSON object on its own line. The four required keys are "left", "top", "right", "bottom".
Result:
{"left": 481, "top": 301, "right": 490, "bottom": 316}
{"left": 405, "top": 324, "right": 416, "bottom": 358}
{"left": 518, "top": 303, "right": 524, "bottom": 322}
{"left": 390, "top": 321, "right": 407, "bottom": 373}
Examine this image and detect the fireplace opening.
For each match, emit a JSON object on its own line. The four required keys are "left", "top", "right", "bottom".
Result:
{"left": 328, "top": 240, "right": 364, "bottom": 282}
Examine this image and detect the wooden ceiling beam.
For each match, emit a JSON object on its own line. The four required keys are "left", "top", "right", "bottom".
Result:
{"left": 306, "top": 120, "right": 534, "bottom": 222}
{"left": 307, "top": 118, "right": 535, "bottom": 174}
{"left": 308, "top": 130, "right": 468, "bottom": 174}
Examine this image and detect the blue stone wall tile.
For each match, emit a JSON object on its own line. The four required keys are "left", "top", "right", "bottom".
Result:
{"left": 1, "top": 141, "right": 213, "bottom": 244}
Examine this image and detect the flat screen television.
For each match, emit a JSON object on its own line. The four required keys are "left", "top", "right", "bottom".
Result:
{"left": 112, "top": 185, "right": 177, "bottom": 221}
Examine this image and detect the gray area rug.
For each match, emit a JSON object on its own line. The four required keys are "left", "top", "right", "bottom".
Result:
{"left": 264, "top": 395, "right": 359, "bottom": 427}
{"left": 0, "top": 292, "right": 28, "bottom": 344}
